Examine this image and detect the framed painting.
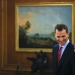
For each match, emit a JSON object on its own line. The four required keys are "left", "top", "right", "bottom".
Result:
{"left": 15, "top": 2, "right": 74, "bottom": 52}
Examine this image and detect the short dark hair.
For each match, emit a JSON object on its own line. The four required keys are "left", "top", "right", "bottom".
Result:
{"left": 54, "top": 24, "right": 68, "bottom": 33}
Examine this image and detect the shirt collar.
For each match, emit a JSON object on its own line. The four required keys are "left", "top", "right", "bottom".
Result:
{"left": 59, "top": 39, "right": 69, "bottom": 48}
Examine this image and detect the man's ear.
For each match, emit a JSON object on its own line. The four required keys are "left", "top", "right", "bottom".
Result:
{"left": 68, "top": 32, "right": 70, "bottom": 36}
{"left": 68, "top": 32, "right": 71, "bottom": 37}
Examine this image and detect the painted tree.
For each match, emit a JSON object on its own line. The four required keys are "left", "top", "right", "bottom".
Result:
{"left": 24, "top": 21, "right": 31, "bottom": 33}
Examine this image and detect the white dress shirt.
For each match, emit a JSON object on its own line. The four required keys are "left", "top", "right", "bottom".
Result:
{"left": 59, "top": 39, "right": 70, "bottom": 58}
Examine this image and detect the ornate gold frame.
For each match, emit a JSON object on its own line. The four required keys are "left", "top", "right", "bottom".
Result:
{"left": 15, "top": 2, "right": 75, "bottom": 52}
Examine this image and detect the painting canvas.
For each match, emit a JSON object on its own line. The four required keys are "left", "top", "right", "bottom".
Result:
{"left": 15, "top": 3, "right": 74, "bottom": 52}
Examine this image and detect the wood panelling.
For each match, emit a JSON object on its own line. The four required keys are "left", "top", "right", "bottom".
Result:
{"left": 0, "top": 0, "right": 2, "bottom": 74}
{"left": 2, "top": 0, "right": 54, "bottom": 71}
{"left": 0, "top": 0, "right": 75, "bottom": 75}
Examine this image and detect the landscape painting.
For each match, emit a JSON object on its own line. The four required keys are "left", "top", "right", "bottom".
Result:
{"left": 15, "top": 3, "right": 73, "bottom": 52}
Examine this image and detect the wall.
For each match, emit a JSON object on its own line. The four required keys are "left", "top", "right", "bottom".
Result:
{"left": 0, "top": 0, "right": 75, "bottom": 75}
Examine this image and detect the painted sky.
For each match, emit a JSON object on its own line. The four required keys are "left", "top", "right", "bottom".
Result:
{"left": 18, "top": 6, "right": 72, "bottom": 34}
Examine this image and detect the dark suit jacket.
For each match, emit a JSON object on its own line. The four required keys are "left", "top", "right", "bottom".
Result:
{"left": 52, "top": 42, "right": 75, "bottom": 75}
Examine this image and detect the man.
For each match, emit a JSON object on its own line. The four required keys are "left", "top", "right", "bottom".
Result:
{"left": 52, "top": 24, "right": 75, "bottom": 75}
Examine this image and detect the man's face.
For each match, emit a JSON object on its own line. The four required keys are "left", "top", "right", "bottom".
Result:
{"left": 55, "top": 29, "right": 70, "bottom": 46}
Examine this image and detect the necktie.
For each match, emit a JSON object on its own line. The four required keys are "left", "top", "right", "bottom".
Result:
{"left": 57, "top": 46, "right": 62, "bottom": 64}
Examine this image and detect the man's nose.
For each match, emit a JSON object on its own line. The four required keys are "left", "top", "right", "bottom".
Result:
{"left": 59, "top": 37, "right": 63, "bottom": 41}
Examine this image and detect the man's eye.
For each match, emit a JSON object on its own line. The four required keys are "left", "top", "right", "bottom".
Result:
{"left": 57, "top": 36, "right": 60, "bottom": 38}
{"left": 62, "top": 36, "right": 65, "bottom": 37}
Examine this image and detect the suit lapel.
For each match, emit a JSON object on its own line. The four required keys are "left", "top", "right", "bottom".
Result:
{"left": 57, "top": 42, "right": 71, "bottom": 70}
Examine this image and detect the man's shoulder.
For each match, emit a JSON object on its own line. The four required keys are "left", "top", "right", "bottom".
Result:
{"left": 53, "top": 44, "right": 59, "bottom": 48}
{"left": 54, "top": 44, "right": 59, "bottom": 47}
{"left": 68, "top": 42, "right": 74, "bottom": 47}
